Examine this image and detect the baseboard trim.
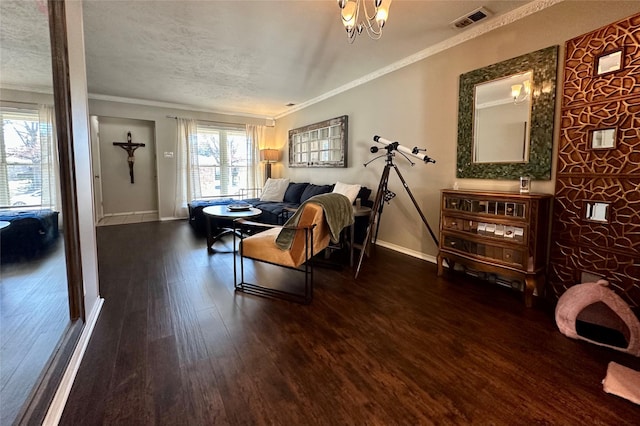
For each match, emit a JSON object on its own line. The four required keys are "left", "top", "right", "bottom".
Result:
{"left": 42, "top": 297, "right": 104, "bottom": 426}
{"left": 102, "top": 210, "right": 157, "bottom": 217}
{"left": 374, "top": 240, "right": 438, "bottom": 265}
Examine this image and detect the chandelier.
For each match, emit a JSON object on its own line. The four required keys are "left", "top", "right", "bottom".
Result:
{"left": 337, "top": 0, "right": 392, "bottom": 43}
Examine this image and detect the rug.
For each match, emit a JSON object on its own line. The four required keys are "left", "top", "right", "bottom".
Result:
{"left": 602, "top": 361, "right": 640, "bottom": 405}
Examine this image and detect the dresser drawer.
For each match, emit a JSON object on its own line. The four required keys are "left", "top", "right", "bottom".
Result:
{"left": 442, "top": 235, "right": 526, "bottom": 268}
{"left": 438, "top": 189, "right": 552, "bottom": 307}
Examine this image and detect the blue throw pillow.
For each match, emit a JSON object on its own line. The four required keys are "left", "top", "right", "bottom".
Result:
{"left": 300, "top": 184, "right": 334, "bottom": 203}
{"left": 283, "top": 182, "right": 309, "bottom": 204}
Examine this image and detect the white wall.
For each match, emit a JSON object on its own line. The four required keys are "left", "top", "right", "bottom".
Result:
{"left": 0, "top": 89, "right": 54, "bottom": 105}
{"left": 97, "top": 117, "right": 157, "bottom": 215}
{"left": 274, "top": 2, "right": 640, "bottom": 260}
{"left": 87, "top": 100, "right": 274, "bottom": 220}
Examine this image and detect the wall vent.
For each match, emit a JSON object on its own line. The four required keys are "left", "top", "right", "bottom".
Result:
{"left": 451, "top": 7, "right": 491, "bottom": 29}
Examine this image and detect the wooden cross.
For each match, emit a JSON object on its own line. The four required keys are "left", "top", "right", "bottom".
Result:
{"left": 113, "top": 131, "right": 145, "bottom": 183}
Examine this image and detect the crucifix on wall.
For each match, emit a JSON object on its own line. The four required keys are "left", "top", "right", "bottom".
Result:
{"left": 113, "top": 131, "right": 145, "bottom": 183}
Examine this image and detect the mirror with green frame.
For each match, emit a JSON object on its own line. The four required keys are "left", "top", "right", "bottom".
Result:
{"left": 456, "top": 45, "right": 558, "bottom": 180}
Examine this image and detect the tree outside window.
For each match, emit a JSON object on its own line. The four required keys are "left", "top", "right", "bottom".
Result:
{"left": 0, "top": 109, "right": 43, "bottom": 207}
{"left": 195, "top": 124, "right": 253, "bottom": 197}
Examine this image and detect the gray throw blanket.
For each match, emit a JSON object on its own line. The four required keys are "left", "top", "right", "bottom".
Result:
{"left": 275, "top": 193, "right": 354, "bottom": 250}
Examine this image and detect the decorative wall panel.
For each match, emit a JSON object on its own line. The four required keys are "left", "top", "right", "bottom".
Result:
{"left": 549, "top": 13, "right": 640, "bottom": 309}
{"left": 558, "top": 100, "right": 640, "bottom": 175}
{"left": 563, "top": 14, "right": 640, "bottom": 108}
{"left": 553, "top": 177, "right": 640, "bottom": 252}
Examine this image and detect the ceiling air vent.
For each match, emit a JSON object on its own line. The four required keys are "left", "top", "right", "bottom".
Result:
{"left": 451, "top": 7, "right": 491, "bottom": 29}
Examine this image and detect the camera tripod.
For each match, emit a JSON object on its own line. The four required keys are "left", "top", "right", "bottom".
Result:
{"left": 355, "top": 142, "right": 439, "bottom": 279}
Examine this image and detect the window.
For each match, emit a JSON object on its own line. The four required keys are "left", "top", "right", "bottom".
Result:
{"left": 0, "top": 107, "right": 43, "bottom": 208}
{"left": 194, "top": 123, "right": 256, "bottom": 197}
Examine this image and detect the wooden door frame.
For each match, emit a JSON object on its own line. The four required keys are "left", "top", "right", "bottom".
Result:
{"left": 90, "top": 115, "right": 104, "bottom": 223}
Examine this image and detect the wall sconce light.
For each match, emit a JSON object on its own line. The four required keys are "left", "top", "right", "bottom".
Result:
{"left": 511, "top": 80, "right": 531, "bottom": 103}
{"left": 260, "top": 148, "right": 280, "bottom": 180}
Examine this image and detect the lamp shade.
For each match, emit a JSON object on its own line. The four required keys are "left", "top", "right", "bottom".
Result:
{"left": 260, "top": 149, "right": 280, "bottom": 163}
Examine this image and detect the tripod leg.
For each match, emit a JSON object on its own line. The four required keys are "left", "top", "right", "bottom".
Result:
{"left": 391, "top": 164, "right": 439, "bottom": 247}
{"left": 373, "top": 196, "right": 385, "bottom": 244}
{"left": 355, "top": 164, "right": 390, "bottom": 279}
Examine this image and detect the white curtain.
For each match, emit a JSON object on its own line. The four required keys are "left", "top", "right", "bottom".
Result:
{"left": 174, "top": 118, "right": 198, "bottom": 218}
{"left": 38, "top": 104, "right": 61, "bottom": 211}
{"left": 246, "top": 124, "right": 265, "bottom": 189}
{"left": 0, "top": 110, "right": 9, "bottom": 206}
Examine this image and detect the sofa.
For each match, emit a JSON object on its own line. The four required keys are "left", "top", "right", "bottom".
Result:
{"left": 187, "top": 182, "right": 373, "bottom": 241}
{"left": 0, "top": 209, "right": 60, "bottom": 262}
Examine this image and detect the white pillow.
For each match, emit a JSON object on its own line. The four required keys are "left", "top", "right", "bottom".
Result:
{"left": 260, "top": 178, "right": 290, "bottom": 202}
{"left": 332, "top": 181, "right": 361, "bottom": 204}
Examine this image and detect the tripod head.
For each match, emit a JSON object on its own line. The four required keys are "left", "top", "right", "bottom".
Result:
{"left": 366, "top": 135, "right": 436, "bottom": 166}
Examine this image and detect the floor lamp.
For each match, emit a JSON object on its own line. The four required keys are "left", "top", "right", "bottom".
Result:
{"left": 260, "top": 148, "right": 280, "bottom": 181}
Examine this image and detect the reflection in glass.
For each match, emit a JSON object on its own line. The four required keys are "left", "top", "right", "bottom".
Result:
{"left": 0, "top": 1, "right": 70, "bottom": 423}
{"left": 591, "top": 128, "right": 616, "bottom": 149}
{"left": 288, "top": 116, "right": 347, "bottom": 168}
{"left": 473, "top": 71, "right": 533, "bottom": 163}
{"left": 597, "top": 50, "right": 622, "bottom": 75}
{"left": 585, "top": 201, "right": 609, "bottom": 222}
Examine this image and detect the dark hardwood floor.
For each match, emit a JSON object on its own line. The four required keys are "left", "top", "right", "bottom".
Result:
{"left": 0, "top": 240, "right": 69, "bottom": 425}
{"left": 60, "top": 220, "right": 640, "bottom": 425}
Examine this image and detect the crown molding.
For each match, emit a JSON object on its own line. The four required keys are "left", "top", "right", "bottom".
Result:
{"left": 274, "top": 0, "right": 564, "bottom": 120}
{"left": 88, "top": 93, "right": 275, "bottom": 121}
{"left": 1, "top": 84, "right": 275, "bottom": 122}
{"left": 0, "top": 83, "right": 54, "bottom": 95}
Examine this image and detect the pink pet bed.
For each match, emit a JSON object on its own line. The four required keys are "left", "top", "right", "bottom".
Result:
{"left": 555, "top": 280, "right": 640, "bottom": 357}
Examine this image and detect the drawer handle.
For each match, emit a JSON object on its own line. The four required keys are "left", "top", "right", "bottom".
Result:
{"left": 505, "top": 253, "right": 511, "bottom": 259}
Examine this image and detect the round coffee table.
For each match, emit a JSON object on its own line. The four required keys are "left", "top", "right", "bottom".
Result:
{"left": 202, "top": 205, "right": 262, "bottom": 253}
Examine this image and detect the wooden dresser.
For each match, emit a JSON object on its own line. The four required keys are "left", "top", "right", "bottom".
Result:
{"left": 437, "top": 189, "right": 552, "bottom": 307}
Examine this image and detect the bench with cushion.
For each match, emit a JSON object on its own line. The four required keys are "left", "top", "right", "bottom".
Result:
{"left": 0, "top": 209, "right": 60, "bottom": 262}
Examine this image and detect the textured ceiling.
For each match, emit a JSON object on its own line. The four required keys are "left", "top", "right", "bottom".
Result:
{"left": 0, "top": 0, "right": 52, "bottom": 92}
{"left": 1, "top": 0, "right": 536, "bottom": 118}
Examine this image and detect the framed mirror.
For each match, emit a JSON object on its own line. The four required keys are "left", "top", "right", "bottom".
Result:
{"left": 596, "top": 49, "right": 623, "bottom": 75}
{"left": 457, "top": 45, "right": 558, "bottom": 180}
{"left": 585, "top": 201, "right": 609, "bottom": 223}
{"left": 288, "top": 115, "right": 348, "bottom": 168}
{"left": 591, "top": 127, "right": 616, "bottom": 149}
{"left": 0, "top": 1, "right": 86, "bottom": 423}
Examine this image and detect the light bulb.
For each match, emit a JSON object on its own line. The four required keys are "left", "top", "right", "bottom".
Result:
{"left": 376, "top": 8, "right": 388, "bottom": 27}
{"left": 341, "top": 1, "right": 357, "bottom": 29}
{"left": 511, "top": 84, "right": 522, "bottom": 100}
